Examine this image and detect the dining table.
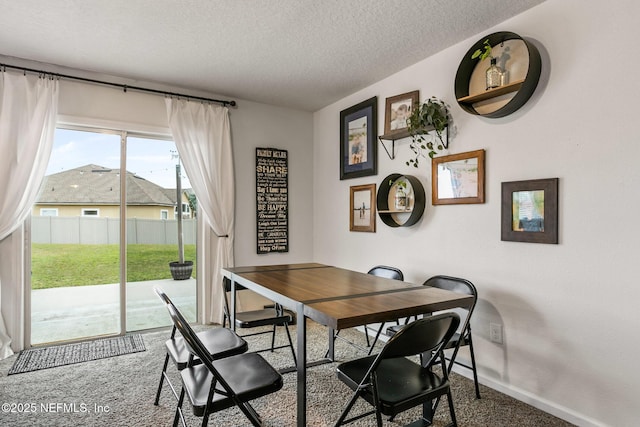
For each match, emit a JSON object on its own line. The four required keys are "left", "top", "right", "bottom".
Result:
{"left": 222, "top": 262, "right": 474, "bottom": 427}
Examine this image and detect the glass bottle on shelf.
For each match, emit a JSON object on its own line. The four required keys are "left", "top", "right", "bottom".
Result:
{"left": 485, "top": 57, "right": 503, "bottom": 90}
{"left": 394, "top": 184, "right": 407, "bottom": 211}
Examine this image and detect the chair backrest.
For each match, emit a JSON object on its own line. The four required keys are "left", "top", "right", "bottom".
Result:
{"left": 367, "top": 265, "right": 404, "bottom": 281}
{"left": 159, "top": 286, "right": 234, "bottom": 386}
{"left": 424, "top": 275, "right": 476, "bottom": 298}
{"left": 423, "top": 275, "right": 477, "bottom": 312}
{"left": 154, "top": 286, "right": 172, "bottom": 305}
{"left": 423, "top": 275, "right": 477, "bottom": 336}
{"left": 222, "top": 277, "right": 250, "bottom": 323}
{"left": 222, "top": 277, "right": 247, "bottom": 318}
{"left": 166, "top": 303, "right": 231, "bottom": 388}
{"left": 221, "top": 277, "right": 286, "bottom": 323}
{"left": 154, "top": 286, "right": 179, "bottom": 337}
{"left": 378, "top": 312, "right": 460, "bottom": 361}
{"left": 222, "top": 277, "right": 246, "bottom": 293}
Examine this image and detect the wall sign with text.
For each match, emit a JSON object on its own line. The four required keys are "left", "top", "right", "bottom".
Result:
{"left": 256, "top": 147, "right": 289, "bottom": 253}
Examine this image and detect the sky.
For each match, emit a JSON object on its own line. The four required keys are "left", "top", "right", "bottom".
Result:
{"left": 46, "top": 128, "right": 191, "bottom": 189}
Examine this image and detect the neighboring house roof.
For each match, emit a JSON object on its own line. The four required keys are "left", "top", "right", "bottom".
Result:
{"left": 37, "top": 164, "right": 177, "bottom": 206}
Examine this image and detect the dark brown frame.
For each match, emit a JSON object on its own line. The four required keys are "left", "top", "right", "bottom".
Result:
{"left": 383, "top": 90, "right": 419, "bottom": 136}
{"left": 340, "top": 97, "right": 377, "bottom": 180}
{"left": 432, "top": 149, "right": 485, "bottom": 205}
{"left": 350, "top": 183, "right": 376, "bottom": 232}
{"left": 501, "top": 178, "right": 558, "bottom": 244}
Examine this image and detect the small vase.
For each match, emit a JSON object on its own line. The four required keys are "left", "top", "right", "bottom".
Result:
{"left": 395, "top": 186, "right": 407, "bottom": 210}
{"left": 485, "top": 57, "right": 503, "bottom": 90}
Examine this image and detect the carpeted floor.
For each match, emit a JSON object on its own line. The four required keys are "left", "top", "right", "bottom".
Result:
{"left": 0, "top": 321, "right": 575, "bottom": 426}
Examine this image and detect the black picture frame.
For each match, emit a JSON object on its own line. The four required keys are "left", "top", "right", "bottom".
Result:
{"left": 255, "top": 147, "right": 289, "bottom": 253}
{"left": 501, "top": 178, "right": 558, "bottom": 244}
{"left": 340, "top": 96, "right": 377, "bottom": 180}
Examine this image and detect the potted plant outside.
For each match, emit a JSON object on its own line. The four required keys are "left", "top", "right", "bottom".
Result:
{"left": 169, "top": 162, "right": 193, "bottom": 280}
{"left": 405, "top": 97, "right": 450, "bottom": 167}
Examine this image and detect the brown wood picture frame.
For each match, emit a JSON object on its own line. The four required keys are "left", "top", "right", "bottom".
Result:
{"left": 350, "top": 183, "right": 376, "bottom": 232}
{"left": 432, "top": 149, "right": 485, "bottom": 205}
{"left": 501, "top": 178, "right": 558, "bottom": 244}
{"left": 383, "top": 90, "right": 419, "bottom": 137}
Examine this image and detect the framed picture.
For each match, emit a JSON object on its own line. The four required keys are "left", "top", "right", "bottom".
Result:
{"left": 432, "top": 149, "right": 485, "bottom": 205}
{"left": 350, "top": 183, "right": 376, "bottom": 232}
{"left": 501, "top": 178, "right": 559, "bottom": 244}
{"left": 384, "top": 90, "right": 419, "bottom": 136}
{"left": 340, "top": 97, "right": 377, "bottom": 180}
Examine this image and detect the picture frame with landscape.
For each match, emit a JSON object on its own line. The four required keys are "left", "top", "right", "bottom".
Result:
{"left": 432, "top": 149, "right": 485, "bottom": 205}
{"left": 349, "top": 183, "right": 376, "bottom": 232}
{"left": 501, "top": 178, "right": 559, "bottom": 244}
{"left": 340, "top": 97, "right": 377, "bottom": 180}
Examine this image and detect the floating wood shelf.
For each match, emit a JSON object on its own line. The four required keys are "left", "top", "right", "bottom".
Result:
{"left": 378, "top": 124, "right": 448, "bottom": 160}
{"left": 377, "top": 174, "right": 425, "bottom": 227}
{"left": 457, "top": 79, "right": 525, "bottom": 104}
{"left": 378, "top": 209, "right": 413, "bottom": 214}
{"left": 454, "top": 31, "right": 542, "bottom": 118}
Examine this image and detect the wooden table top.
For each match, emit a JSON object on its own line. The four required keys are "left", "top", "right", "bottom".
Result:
{"left": 224, "top": 263, "right": 328, "bottom": 275}
{"left": 305, "top": 286, "right": 473, "bottom": 329}
{"left": 224, "top": 263, "right": 473, "bottom": 329}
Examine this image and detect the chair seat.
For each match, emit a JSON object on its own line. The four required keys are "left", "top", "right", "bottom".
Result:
{"left": 443, "top": 332, "right": 467, "bottom": 349}
{"left": 385, "top": 323, "right": 402, "bottom": 337}
{"left": 387, "top": 326, "right": 466, "bottom": 347}
{"left": 337, "top": 356, "right": 449, "bottom": 417}
{"left": 180, "top": 352, "right": 284, "bottom": 416}
{"left": 235, "top": 308, "right": 293, "bottom": 328}
{"left": 166, "top": 327, "right": 248, "bottom": 370}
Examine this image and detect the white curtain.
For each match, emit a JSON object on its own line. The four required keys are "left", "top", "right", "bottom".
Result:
{"left": 0, "top": 72, "right": 59, "bottom": 359}
{"left": 165, "top": 99, "right": 234, "bottom": 324}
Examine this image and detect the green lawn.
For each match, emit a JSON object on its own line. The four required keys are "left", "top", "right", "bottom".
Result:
{"left": 31, "top": 244, "right": 196, "bottom": 289}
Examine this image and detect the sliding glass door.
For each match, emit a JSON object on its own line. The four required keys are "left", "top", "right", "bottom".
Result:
{"left": 125, "top": 136, "right": 196, "bottom": 331}
{"left": 30, "top": 128, "right": 122, "bottom": 344}
{"left": 29, "top": 127, "right": 196, "bottom": 345}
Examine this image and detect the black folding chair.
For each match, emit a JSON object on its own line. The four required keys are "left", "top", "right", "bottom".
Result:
{"left": 222, "top": 277, "right": 297, "bottom": 366}
{"left": 334, "top": 312, "right": 461, "bottom": 427}
{"left": 363, "top": 265, "right": 404, "bottom": 353}
{"left": 166, "top": 302, "right": 283, "bottom": 427}
{"left": 329, "top": 265, "right": 404, "bottom": 356}
{"left": 386, "top": 275, "right": 481, "bottom": 398}
{"left": 153, "top": 287, "right": 248, "bottom": 406}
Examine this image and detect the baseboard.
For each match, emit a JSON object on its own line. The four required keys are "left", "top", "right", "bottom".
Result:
{"left": 450, "top": 365, "right": 606, "bottom": 427}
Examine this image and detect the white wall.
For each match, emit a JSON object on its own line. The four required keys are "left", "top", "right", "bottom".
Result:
{"left": 228, "top": 100, "right": 314, "bottom": 267}
{"left": 312, "top": 1, "right": 639, "bottom": 426}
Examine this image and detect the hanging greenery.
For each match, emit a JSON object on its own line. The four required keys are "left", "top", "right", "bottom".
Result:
{"left": 405, "top": 97, "right": 450, "bottom": 167}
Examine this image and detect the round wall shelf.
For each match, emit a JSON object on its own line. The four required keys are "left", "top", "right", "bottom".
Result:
{"left": 377, "top": 174, "right": 425, "bottom": 227}
{"left": 455, "top": 31, "right": 541, "bottom": 118}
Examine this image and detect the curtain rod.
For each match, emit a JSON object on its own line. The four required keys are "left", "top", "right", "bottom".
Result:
{"left": 0, "top": 62, "right": 236, "bottom": 107}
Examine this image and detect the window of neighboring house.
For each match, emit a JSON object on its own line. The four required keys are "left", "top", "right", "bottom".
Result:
{"left": 174, "top": 202, "right": 191, "bottom": 218}
{"left": 40, "top": 208, "right": 58, "bottom": 216}
{"left": 160, "top": 210, "right": 168, "bottom": 220}
{"left": 82, "top": 209, "right": 99, "bottom": 216}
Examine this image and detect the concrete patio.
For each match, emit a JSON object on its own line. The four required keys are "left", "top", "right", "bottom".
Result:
{"left": 30, "top": 278, "right": 196, "bottom": 345}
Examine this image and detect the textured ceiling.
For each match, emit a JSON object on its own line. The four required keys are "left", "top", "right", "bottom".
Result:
{"left": 0, "top": 0, "right": 545, "bottom": 111}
